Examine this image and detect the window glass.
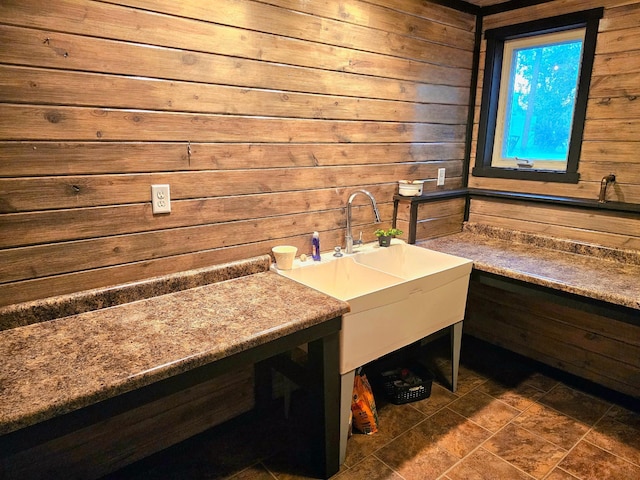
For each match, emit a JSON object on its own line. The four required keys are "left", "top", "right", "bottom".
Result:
{"left": 492, "top": 30, "right": 585, "bottom": 172}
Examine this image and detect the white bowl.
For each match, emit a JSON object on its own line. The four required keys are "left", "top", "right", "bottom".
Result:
{"left": 398, "top": 180, "right": 424, "bottom": 196}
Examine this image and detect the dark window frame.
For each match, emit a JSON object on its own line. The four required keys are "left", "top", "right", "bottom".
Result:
{"left": 472, "top": 8, "right": 604, "bottom": 183}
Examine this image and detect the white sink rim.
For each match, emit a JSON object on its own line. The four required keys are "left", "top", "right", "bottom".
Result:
{"left": 352, "top": 242, "right": 472, "bottom": 280}
{"left": 276, "top": 256, "right": 404, "bottom": 302}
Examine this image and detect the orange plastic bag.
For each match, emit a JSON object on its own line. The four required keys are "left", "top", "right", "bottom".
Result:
{"left": 351, "top": 368, "right": 379, "bottom": 435}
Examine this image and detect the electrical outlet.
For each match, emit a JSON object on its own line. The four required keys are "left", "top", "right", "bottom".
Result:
{"left": 151, "top": 184, "right": 171, "bottom": 214}
{"left": 437, "top": 168, "right": 446, "bottom": 186}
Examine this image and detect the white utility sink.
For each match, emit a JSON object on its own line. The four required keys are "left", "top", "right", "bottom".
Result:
{"left": 277, "top": 242, "right": 472, "bottom": 373}
{"left": 273, "top": 242, "right": 472, "bottom": 463}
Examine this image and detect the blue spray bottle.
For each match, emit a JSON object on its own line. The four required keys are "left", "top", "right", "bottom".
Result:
{"left": 312, "top": 231, "right": 321, "bottom": 261}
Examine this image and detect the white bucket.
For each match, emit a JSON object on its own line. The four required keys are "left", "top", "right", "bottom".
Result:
{"left": 272, "top": 246, "right": 298, "bottom": 270}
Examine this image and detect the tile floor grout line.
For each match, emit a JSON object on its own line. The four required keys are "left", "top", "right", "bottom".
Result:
{"left": 536, "top": 384, "right": 614, "bottom": 427}
{"left": 128, "top": 338, "right": 639, "bottom": 480}
{"left": 543, "top": 413, "right": 605, "bottom": 480}
{"left": 581, "top": 437, "right": 640, "bottom": 469}
{"left": 507, "top": 395, "right": 589, "bottom": 480}
{"left": 370, "top": 452, "right": 408, "bottom": 480}
{"left": 260, "top": 461, "right": 280, "bottom": 480}
{"left": 550, "top": 466, "right": 581, "bottom": 480}
{"left": 462, "top": 389, "right": 555, "bottom": 480}
{"left": 481, "top": 444, "right": 539, "bottom": 480}
{"left": 433, "top": 380, "right": 533, "bottom": 480}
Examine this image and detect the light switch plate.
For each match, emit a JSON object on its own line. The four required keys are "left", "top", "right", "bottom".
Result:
{"left": 437, "top": 168, "right": 446, "bottom": 186}
{"left": 151, "top": 184, "right": 171, "bottom": 214}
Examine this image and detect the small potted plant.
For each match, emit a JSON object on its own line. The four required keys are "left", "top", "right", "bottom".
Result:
{"left": 374, "top": 227, "right": 403, "bottom": 247}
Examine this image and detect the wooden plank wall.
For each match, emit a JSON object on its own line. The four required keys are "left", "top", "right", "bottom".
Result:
{"left": 395, "top": 196, "right": 467, "bottom": 242}
{"left": 469, "top": 0, "right": 640, "bottom": 249}
{"left": 2, "top": 365, "right": 255, "bottom": 479}
{"left": 0, "top": 0, "right": 475, "bottom": 307}
{"left": 465, "top": 282, "right": 640, "bottom": 398}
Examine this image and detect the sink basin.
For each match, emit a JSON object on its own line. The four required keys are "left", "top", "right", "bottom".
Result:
{"left": 353, "top": 242, "right": 471, "bottom": 280}
{"left": 273, "top": 242, "right": 472, "bottom": 465}
{"left": 279, "top": 256, "right": 402, "bottom": 304}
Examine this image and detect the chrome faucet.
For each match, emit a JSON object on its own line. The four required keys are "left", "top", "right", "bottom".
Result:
{"left": 598, "top": 173, "right": 616, "bottom": 203}
{"left": 345, "top": 189, "right": 381, "bottom": 254}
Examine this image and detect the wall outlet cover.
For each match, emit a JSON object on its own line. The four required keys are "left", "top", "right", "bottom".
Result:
{"left": 151, "top": 184, "right": 171, "bottom": 214}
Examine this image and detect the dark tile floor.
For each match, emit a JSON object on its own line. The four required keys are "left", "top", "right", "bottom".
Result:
{"left": 108, "top": 336, "right": 640, "bottom": 480}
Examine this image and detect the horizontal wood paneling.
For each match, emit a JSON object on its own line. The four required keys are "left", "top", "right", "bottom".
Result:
{"left": 0, "top": 0, "right": 474, "bottom": 306}
{"left": 0, "top": 66, "right": 468, "bottom": 124}
{"left": 0, "top": 25, "right": 468, "bottom": 105}
{"left": 113, "top": 0, "right": 476, "bottom": 65}
{"left": 0, "top": 105, "right": 467, "bottom": 143}
{"left": 468, "top": 198, "right": 640, "bottom": 250}
{"left": 465, "top": 281, "right": 640, "bottom": 398}
{"left": 2, "top": 365, "right": 254, "bottom": 479}
{"left": 0, "top": 0, "right": 472, "bottom": 85}
{"left": 0, "top": 142, "right": 465, "bottom": 176}
{"left": 1, "top": 162, "right": 462, "bottom": 212}
{"left": 366, "top": 0, "right": 476, "bottom": 31}
{"left": 468, "top": 0, "right": 640, "bottom": 249}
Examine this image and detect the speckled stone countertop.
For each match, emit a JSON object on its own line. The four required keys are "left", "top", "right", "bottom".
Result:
{"left": 0, "top": 255, "right": 273, "bottom": 331}
{"left": 0, "top": 269, "right": 349, "bottom": 435}
{"left": 419, "top": 223, "right": 640, "bottom": 311}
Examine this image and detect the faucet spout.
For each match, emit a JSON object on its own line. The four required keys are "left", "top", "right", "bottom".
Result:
{"left": 598, "top": 173, "right": 616, "bottom": 203}
{"left": 345, "top": 189, "right": 381, "bottom": 254}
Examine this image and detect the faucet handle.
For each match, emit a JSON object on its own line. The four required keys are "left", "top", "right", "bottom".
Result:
{"left": 333, "top": 246, "right": 343, "bottom": 257}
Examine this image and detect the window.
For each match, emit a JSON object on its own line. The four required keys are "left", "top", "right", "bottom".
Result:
{"left": 473, "top": 9, "right": 603, "bottom": 183}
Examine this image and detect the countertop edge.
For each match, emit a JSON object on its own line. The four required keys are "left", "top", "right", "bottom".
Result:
{"left": 418, "top": 224, "right": 640, "bottom": 312}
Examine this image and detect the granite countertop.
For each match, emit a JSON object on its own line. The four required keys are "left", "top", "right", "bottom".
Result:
{"left": 0, "top": 271, "right": 349, "bottom": 436}
{"left": 419, "top": 223, "right": 640, "bottom": 311}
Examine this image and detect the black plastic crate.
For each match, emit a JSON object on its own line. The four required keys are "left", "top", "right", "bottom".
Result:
{"left": 378, "top": 362, "right": 434, "bottom": 405}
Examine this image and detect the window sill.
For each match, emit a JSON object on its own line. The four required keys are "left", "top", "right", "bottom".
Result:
{"left": 472, "top": 166, "right": 579, "bottom": 183}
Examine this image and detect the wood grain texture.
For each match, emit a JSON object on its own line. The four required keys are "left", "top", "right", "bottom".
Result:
{"left": 465, "top": 281, "right": 640, "bottom": 398}
{"left": 1, "top": 366, "right": 254, "bottom": 479}
{"left": 469, "top": 0, "right": 640, "bottom": 250}
{"left": 0, "top": 0, "right": 475, "bottom": 305}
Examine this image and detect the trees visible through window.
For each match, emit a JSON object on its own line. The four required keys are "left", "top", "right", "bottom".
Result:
{"left": 495, "top": 30, "right": 584, "bottom": 170}
{"left": 473, "top": 9, "right": 603, "bottom": 183}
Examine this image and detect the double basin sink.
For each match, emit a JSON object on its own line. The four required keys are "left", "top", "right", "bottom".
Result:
{"left": 273, "top": 241, "right": 472, "bottom": 463}
{"left": 274, "top": 242, "right": 473, "bottom": 375}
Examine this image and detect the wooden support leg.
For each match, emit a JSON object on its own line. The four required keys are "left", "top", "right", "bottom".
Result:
{"left": 307, "top": 331, "right": 341, "bottom": 479}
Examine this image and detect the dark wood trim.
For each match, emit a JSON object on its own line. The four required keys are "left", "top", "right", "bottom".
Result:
{"left": 473, "top": 8, "right": 604, "bottom": 184}
{"left": 393, "top": 189, "right": 469, "bottom": 243}
{"left": 471, "top": 167, "right": 581, "bottom": 183}
{"left": 567, "top": 10, "right": 602, "bottom": 174}
{"left": 394, "top": 189, "right": 469, "bottom": 203}
{"left": 474, "top": 21, "right": 502, "bottom": 176}
{"left": 394, "top": 189, "right": 640, "bottom": 228}
{"left": 393, "top": 187, "right": 639, "bottom": 242}
{"left": 484, "top": 8, "right": 604, "bottom": 40}
{"left": 481, "top": 0, "right": 557, "bottom": 16}
{"left": 468, "top": 188, "right": 640, "bottom": 214}
{"left": 463, "top": 14, "right": 483, "bottom": 188}
{"left": 428, "top": 0, "right": 481, "bottom": 15}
